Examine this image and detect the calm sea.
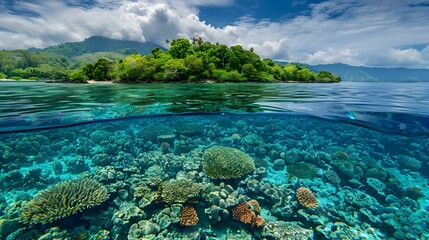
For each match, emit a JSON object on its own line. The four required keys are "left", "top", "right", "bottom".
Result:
{"left": 0, "top": 81, "right": 428, "bottom": 239}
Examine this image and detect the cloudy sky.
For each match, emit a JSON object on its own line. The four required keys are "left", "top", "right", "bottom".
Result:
{"left": 1, "top": 0, "right": 429, "bottom": 68}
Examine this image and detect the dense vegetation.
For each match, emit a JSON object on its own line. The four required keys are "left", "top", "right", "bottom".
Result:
{"left": 0, "top": 37, "right": 341, "bottom": 83}
{"left": 0, "top": 50, "right": 70, "bottom": 80}
{"left": 70, "top": 38, "right": 340, "bottom": 83}
{"left": 0, "top": 36, "right": 159, "bottom": 80}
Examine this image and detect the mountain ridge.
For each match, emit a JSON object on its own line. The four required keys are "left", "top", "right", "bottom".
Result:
{"left": 28, "top": 36, "right": 164, "bottom": 58}
{"left": 307, "top": 63, "right": 429, "bottom": 82}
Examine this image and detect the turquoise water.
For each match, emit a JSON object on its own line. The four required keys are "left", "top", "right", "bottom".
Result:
{"left": 0, "top": 82, "right": 429, "bottom": 239}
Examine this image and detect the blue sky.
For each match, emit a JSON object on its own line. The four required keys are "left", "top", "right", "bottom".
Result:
{"left": 1, "top": 0, "right": 429, "bottom": 68}
{"left": 199, "top": 0, "right": 324, "bottom": 27}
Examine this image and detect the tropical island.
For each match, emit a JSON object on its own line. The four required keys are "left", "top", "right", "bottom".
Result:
{"left": 0, "top": 37, "right": 341, "bottom": 83}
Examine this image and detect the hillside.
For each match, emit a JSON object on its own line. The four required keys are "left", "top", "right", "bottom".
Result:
{"left": 28, "top": 36, "right": 164, "bottom": 58}
{"left": 0, "top": 36, "right": 165, "bottom": 80}
{"left": 308, "top": 63, "right": 429, "bottom": 82}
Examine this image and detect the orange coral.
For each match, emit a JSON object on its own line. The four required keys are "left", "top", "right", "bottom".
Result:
{"left": 253, "top": 215, "right": 264, "bottom": 227}
{"left": 179, "top": 206, "right": 198, "bottom": 226}
{"left": 232, "top": 200, "right": 264, "bottom": 227}
{"left": 296, "top": 187, "right": 318, "bottom": 209}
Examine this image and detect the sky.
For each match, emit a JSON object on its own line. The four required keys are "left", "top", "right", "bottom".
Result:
{"left": 1, "top": 0, "right": 429, "bottom": 68}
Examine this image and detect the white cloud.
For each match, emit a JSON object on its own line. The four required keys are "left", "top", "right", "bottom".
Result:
{"left": 0, "top": 0, "right": 428, "bottom": 68}
{"left": 307, "top": 48, "right": 360, "bottom": 65}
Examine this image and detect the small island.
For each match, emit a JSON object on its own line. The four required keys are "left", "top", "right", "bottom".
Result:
{"left": 0, "top": 38, "right": 341, "bottom": 83}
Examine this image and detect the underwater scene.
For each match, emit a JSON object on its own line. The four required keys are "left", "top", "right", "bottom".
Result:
{"left": 0, "top": 82, "right": 429, "bottom": 240}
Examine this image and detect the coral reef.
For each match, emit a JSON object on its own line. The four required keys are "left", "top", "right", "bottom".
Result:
{"left": 179, "top": 206, "right": 198, "bottom": 226}
{"left": 138, "top": 124, "right": 174, "bottom": 142}
{"left": 397, "top": 155, "right": 421, "bottom": 170}
{"left": 296, "top": 187, "right": 318, "bottom": 209}
{"left": 160, "top": 179, "right": 202, "bottom": 204}
{"left": 287, "top": 162, "right": 318, "bottom": 179}
{"left": 324, "top": 169, "right": 341, "bottom": 185}
{"left": 231, "top": 200, "right": 264, "bottom": 227}
{"left": 262, "top": 221, "right": 313, "bottom": 239}
{"left": 20, "top": 178, "right": 109, "bottom": 224}
{"left": 202, "top": 182, "right": 246, "bottom": 223}
{"left": 203, "top": 146, "right": 256, "bottom": 179}
{"left": 0, "top": 114, "right": 427, "bottom": 239}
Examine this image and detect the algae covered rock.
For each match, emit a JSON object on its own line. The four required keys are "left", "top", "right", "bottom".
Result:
{"left": 203, "top": 146, "right": 255, "bottom": 179}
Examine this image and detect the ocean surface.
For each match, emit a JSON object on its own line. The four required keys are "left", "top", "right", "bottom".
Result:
{"left": 0, "top": 81, "right": 428, "bottom": 239}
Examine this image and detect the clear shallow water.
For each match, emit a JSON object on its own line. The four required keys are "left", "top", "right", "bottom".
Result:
{"left": 0, "top": 82, "right": 429, "bottom": 239}
{"left": 1, "top": 82, "right": 429, "bottom": 136}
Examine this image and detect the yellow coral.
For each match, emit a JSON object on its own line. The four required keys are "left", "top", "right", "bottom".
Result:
{"left": 21, "top": 178, "right": 109, "bottom": 224}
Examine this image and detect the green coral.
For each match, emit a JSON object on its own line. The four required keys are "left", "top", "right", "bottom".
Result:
{"left": 203, "top": 146, "right": 256, "bottom": 179}
{"left": 160, "top": 179, "right": 202, "bottom": 203}
{"left": 287, "top": 162, "right": 317, "bottom": 179}
{"left": 20, "top": 178, "right": 109, "bottom": 224}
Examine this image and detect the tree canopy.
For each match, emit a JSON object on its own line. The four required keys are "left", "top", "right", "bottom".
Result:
{"left": 0, "top": 38, "right": 341, "bottom": 83}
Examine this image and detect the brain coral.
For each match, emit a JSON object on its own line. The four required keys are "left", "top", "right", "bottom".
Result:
{"left": 296, "top": 187, "right": 318, "bottom": 209}
{"left": 21, "top": 178, "right": 109, "bottom": 224}
{"left": 203, "top": 146, "right": 256, "bottom": 179}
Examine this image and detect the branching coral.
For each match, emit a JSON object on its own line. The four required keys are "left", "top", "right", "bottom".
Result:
{"left": 179, "top": 206, "right": 198, "bottom": 226}
{"left": 203, "top": 146, "right": 255, "bottom": 179}
{"left": 232, "top": 200, "right": 264, "bottom": 227}
{"left": 20, "top": 178, "right": 109, "bottom": 224}
{"left": 160, "top": 179, "right": 202, "bottom": 204}
{"left": 296, "top": 187, "right": 318, "bottom": 209}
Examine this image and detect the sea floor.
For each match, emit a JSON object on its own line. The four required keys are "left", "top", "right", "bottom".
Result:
{"left": 0, "top": 113, "right": 428, "bottom": 240}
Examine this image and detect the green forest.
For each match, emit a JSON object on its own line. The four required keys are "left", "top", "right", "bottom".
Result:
{"left": 0, "top": 37, "right": 341, "bottom": 83}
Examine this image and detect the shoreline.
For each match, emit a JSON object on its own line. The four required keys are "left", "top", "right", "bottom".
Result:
{"left": 0, "top": 79, "right": 340, "bottom": 84}
{"left": 87, "top": 80, "right": 114, "bottom": 84}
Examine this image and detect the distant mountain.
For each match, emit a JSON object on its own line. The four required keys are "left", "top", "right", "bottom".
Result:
{"left": 308, "top": 63, "right": 429, "bottom": 82}
{"left": 28, "top": 36, "right": 164, "bottom": 58}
